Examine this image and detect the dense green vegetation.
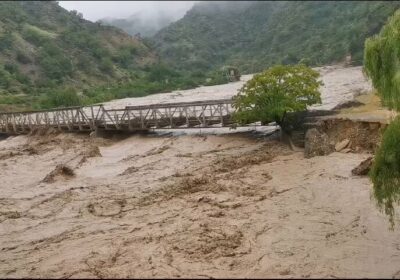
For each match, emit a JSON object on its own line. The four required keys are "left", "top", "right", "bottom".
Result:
{"left": 153, "top": 1, "right": 400, "bottom": 74}
{"left": 0, "top": 1, "right": 234, "bottom": 111}
{"left": 1, "top": 1, "right": 399, "bottom": 111}
{"left": 364, "top": 10, "right": 400, "bottom": 228}
{"left": 0, "top": 1, "right": 151, "bottom": 109}
{"left": 36, "top": 66, "right": 226, "bottom": 109}
{"left": 370, "top": 116, "right": 400, "bottom": 228}
{"left": 233, "top": 64, "right": 322, "bottom": 129}
{"left": 365, "top": 10, "right": 400, "bottom": 110}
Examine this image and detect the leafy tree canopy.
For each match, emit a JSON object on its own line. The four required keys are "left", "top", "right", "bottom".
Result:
{"left": 233, "top": 64, "right": 322, "bottom": 127}
{"left": 364, "top": 9, "right": 400, "bottom": 228}
{"left": 364, "top": 9, "right": 400, "bottom": 110}
{"left": 370, "top": 116, "right": 400, "bottom": 228}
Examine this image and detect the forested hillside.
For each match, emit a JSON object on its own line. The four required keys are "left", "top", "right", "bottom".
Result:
{"left": 0, "top": 1, "right": 159, "bottom": 110}
{"left": 153, "top": 1, "right": 400, "bottom": 73}
{"left": 1, "top": 1, "right": 400, "bottom": 111}
{"left": 0, "top": 1, "right": 231, "bottom": 111}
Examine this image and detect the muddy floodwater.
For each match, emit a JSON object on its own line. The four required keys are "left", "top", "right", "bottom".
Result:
{"left": 103, "top": 65, "right": 372, "bottom": 111}
{"left": 1, "top": 66, "right": 400, "bottom": 278}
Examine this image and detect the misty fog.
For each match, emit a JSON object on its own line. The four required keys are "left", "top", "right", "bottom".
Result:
{"left": 58, "top": 1, "right": 197, "bottom": 36}
{"left": 58, "top": 1, "right": 196, "bottom": 22}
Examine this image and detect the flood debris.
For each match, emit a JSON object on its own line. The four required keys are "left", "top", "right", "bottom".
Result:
{"left": 42, "top": 164, "right": 75, "bottom": 183}
{"left": 352, "top": 157, "right": 373, "bottom": 176}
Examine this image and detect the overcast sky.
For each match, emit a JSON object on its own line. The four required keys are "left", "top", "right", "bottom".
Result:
{"left": 58, "top": 1, "right": 196, "bottom": 22}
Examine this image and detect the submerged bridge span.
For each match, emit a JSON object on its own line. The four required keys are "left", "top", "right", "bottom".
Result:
{"left": 0, "top": 99, "right": 248, "bottom": 135}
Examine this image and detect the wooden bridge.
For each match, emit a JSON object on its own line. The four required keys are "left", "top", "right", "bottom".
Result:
{"left": 0, "top": 99, "right": 248, "bottom": 135}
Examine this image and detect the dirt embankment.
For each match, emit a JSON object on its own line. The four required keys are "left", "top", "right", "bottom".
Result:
{"left": 319, "top": 118, "right": 386, "bottom": 151}
{"left": 1, "top": 131, "right": 400, "bottom": 278}
{"left": 304, "top": 118, "right": 387, "bottom": 158}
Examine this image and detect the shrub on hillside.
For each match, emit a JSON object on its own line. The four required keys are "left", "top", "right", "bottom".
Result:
{"left": 99, "top": 57, "right": 114, "bottom": 75}
{"left": 22, "top": 26, "right": 49, "bottom": 46}
{"left": 16, "top": 50, "right": 32, "bottom": 64}
{"left": 38, "top": 44, "right": 73, "bottom": 81}
{"left": 0, "top": 31, "right": 14, "bottom": 51}
{"left": 41, "top": 88, "right": 83, "bottom": 108}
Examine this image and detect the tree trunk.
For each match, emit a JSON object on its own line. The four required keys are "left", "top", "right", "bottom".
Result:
{"left": 276, "top": 112, "right": 297, "bottom": 151}
{"left": 279, "top": 127, "right": 295, "bottom": 151}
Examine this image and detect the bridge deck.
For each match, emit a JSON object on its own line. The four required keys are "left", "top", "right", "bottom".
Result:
{"left": 0, "top": 99, "right": 247, "bottom": 135}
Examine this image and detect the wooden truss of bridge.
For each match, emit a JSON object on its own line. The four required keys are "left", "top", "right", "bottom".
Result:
{"left": 0, "top": 99, "right": 247, "bottom": 135}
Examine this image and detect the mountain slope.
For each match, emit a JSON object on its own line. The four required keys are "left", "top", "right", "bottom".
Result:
{"left": 0, "top": 1, "right": 156, "bottom": 98}
{"left": 153, "top": 1, "right": 400, "bottom": 73}
{"left": 101, "top": 13, "right": 176, "bottom": 37}
{"left": 2, "top": 1, "right": 400, "bottom": 111}
{"left": 0, "top": 1, "right": 229, "bottom": 111}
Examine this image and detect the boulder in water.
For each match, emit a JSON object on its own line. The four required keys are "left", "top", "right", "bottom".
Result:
{"left": 352, "top": 156, "right": 373, "bottom": 176}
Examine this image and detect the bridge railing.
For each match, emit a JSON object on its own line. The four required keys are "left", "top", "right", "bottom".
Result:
{"left": 0, "top": 105, "right": 104, "bottom": 133}
{"left": 0, "top": 99, "right": 238, "bottom": 133}
{"left": 92, "top": 99, "right": 236, "bottom": 130}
